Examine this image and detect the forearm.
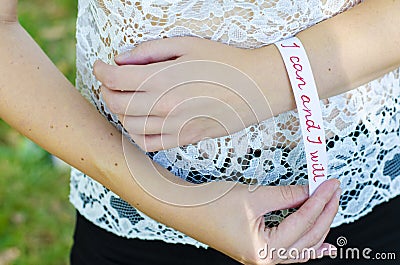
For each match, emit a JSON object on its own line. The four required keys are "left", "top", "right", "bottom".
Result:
{"left": 255, "top": 0, "right": 400, "bottom": 116}
{"left": 0, "top": 22, "right": 208, "bottom": 230}
{"left": 0, "top": 24, "right": 118, "bottom": 188}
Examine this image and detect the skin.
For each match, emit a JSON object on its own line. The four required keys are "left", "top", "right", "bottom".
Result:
{"left": 0, "top": 0, "right": 363, "bottom": 264}
{"left": 94, "top": 0, "right": 400, "bottom": 152}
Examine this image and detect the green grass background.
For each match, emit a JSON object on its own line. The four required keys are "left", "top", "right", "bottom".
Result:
{"left": 0, "top": 1, "right": 78, "bottom": 264}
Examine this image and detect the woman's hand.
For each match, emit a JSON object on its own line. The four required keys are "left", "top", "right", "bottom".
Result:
{"left": 94, "top": 37, "right": 275, "bottom": 152}
{"left": 0, "top": 0, "right": 18, "bottom": 23}
{"left": 0, "top": 2, "right": 341, "bottom": 263}
{"left": 179, "top": 179, "right": 341, "bottom": 264}
{"left": 94, "top": 0, "right": 400, "bottom": 153}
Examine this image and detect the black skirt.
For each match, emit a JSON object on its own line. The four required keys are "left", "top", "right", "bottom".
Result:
{"left": 70, "top": 195, "right": 400, "bottom": 265}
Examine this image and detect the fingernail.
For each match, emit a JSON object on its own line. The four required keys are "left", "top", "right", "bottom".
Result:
{"left": 327, "top": 246, "right": 337, "bottom": 257}
{"left": 317, "top": 244, "right": 337, "bottom": 258}
{"left": 335, "top": 188, "right": 342, "bottom": 199}
{"left": 93, "top": 59, "right": 106, "bottom": 69}
{"left": 115, "top": 51, "right": 131, "bottom": 61}
{"left": 93, "top": 60, "right": 103, "bottom": 75}
{"left": 332, "top": 179, "right": 341, "bottom": 189}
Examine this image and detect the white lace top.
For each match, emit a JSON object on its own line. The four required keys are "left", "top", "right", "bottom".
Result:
{"left": 70, "top": 0, "right": 400, "bottom": 248}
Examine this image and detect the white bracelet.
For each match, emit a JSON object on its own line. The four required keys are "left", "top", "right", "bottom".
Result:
{"left": 274, "top": 37, "right": 328, "bottom": 195}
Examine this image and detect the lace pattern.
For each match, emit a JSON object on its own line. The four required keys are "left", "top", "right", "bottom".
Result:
{"left": 70, "top": 0, "right": 400, "bottom": 247}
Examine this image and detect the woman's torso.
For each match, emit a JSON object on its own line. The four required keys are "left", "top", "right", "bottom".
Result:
{"left": 70, "top": 0, "right": 400, "bottom": 246}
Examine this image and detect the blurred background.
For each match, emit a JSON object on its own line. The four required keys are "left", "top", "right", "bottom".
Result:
{"left": 0, "top": 1, "right": 77, "bottom": 264}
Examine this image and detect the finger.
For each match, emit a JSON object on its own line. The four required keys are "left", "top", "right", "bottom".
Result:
{"left": 131, "top": 132, "right": 196, "bottom": 152}
{"left": 294, "top": 243, "right": 337, "bottom": 262}
{"left": 263, "top": 182, "right": 338, "bottom": 264}
{"left": 248, "top": 185, "right": 309, "bottom": 217}
{"left": 278, "top": 243, "right": 335, "bottom": 264}
{"left": 273, "top": 230, "right": 328, "bottom": 264}
{"left": 94, "top": 60, "right": 172, "bottom": 91}
{"left": 121, "top": 116, "right": 171, "bottom": 135}
{"left": 310, "top": 230, "right": 330, "bottom": 255}
{"left": 317, "top": 243, "right": 337, "bottom": 258}
{"left": 115, "top": 37, "right": 195, "bottom": 65}
{"left": 101, "top": 86, "right": 163, "bottom": 116}
{"left": 131, "top": 134, "right": 174, "bottom": 152}
{"left": 268, "top": 179, "right": 340, "bottom": 250}
{"left": 130, "top": 116, "right": 226, "bottom": 149}
{"left": 288, "top": 188, "right": 341, "bottom": 252}
{"left": 275, "top": 231, "right": 331, "bottom": 264}
{"left": 0, "top": 0, "right": 18, "bottom": 22}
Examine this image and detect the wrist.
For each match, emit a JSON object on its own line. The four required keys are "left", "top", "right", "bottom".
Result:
{"left": 251, "top": 45, "right": 296, "bottom": 118}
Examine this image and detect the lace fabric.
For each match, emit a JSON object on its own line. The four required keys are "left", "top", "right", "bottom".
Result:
{"left": 70, "top": 0, "right": 400, "bottom": 247}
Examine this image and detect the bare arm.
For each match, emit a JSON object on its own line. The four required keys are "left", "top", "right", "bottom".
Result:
{"left": 0, "top": 2, "right": 341, "bottom": 264}
{"left": 268, "top": 0, "right": 400, "bottom": 114}
{"left": 94, "top": 0, "right": 400, "bottom": 151}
